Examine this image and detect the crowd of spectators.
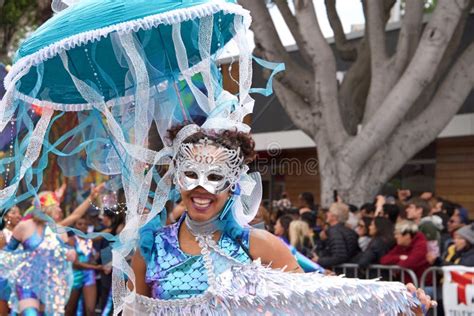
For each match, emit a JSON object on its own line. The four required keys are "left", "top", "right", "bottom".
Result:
{"left": 259, "top": 190, "right": 474, "bottom": 281}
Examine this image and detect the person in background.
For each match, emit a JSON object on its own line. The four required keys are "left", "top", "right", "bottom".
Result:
{"left": 86, "top": 207, "right": 106, "bottom": 234}
{"left": 98, "top": 207, "right": 126, "bottom": 315}
{"left": 313, "top": 203, "right": 359, "bottom": 268}
{"left": 289, "top": 220, "right": 315, "bottom": 257}
{"left": 276, "top": 192, "right": 292, "bottom": 212}
{"left": 383, "top": 204, "right": 401, "bottom": 224}
{"left": 298, "top": 192, "right": 317, "bottom": 216}
{"left": 346, "top": 204, "right": 359, "bottom": 230}
{"left": 405, "top": 198, "right": 442, "bottom": 262}
{"left": 300, "top": 211, "right": 317, "bottom": 231}
{"left": 275, "top": 217, "right": 324, "bottom": 274}
{"left": 359, "top": 203, "right": 376, "bottom": 218}
{"left": 453, "top": 206, "right": 470, "bottom": 228}
{"left": 273, "top": 215, "right": 293, "bottom": 244}
{"left": 0, "top": 206, "right": 22, "bottom": 315}
{"left": 397, "top": 189, "right": 412, "bottom": 204}
{"left": 356, "top": 217, "right": 372, "bottom": 252}
{"left": 356, "top": 217, "right": 395, "bottom": 269}
{"left": 447, "top": 212, "right": 467, "bottom": 237}
{"left": 0, "top": 203, "right": 76, "bottom": 315}
{"left": 66, "top": 217, "right": 104, "bottom": 316}
{"left": 380, "top": 221, "right": 430, "bottom": 284}
{"left": 443, "top": 224, "right": 474, "bottom": 267}
{"left": 0, "top": 206, "right": 22, "bottom": 248}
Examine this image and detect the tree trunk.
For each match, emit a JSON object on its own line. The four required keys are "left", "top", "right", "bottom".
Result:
{"left": 318, "top": 144, "right": 378, "bottom": 207}
{"left": 239, "top": 0, "right": 474, "bottom": 208}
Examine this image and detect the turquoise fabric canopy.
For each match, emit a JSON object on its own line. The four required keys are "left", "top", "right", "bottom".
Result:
{"left": 11, "top": 0, "right": 244, "bottom": 107}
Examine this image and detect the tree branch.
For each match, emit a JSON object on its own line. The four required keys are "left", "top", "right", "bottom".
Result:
{"left": 274, "top": 0, "right": 313, "bottom": 66}
{"left": 324, "top": 0, "right": 357, "bottom": 61}
{"left": 394, "top": 0, "right": 424, "bottom": 74}
{"left": 361, "top": 0, "right": 398, "bottom": 124}
{"left": 293, "top": 0, "right": 348, "bottom": 149}
{"left": 273, "top": 79, "right": 319, "bottom": 136}
{"left": 342, "top": 0, "right": 471, "bottom": 170}
{"left": 380, "top": 42, "right": 474, "bottom": 182}
{"left": 238, "top": 0, "right": 314, "bottom": 103}
{"left": 338, "top": 37, "right": 370, "bottom": 135}
{"left": 363, "top": 0, "right": 390, "bottom": 124}
{"left": 407, "top": 2, "right": 472, "bottom": 117}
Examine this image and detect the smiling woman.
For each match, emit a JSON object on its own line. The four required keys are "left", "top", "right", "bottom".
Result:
{"left": 125, "top": 122, "right": 431, "bottom": 315}
{"left": 130, "top": 123, "right": 302, "bottom": 300}
{"left": 168, "top": 123, "right": 256, "bottom": 222}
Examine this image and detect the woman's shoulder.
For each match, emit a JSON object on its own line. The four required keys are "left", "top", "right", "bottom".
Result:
{"left": 248, "top": 229, "right": 287, "bottom": 256}
{"left": 138, "top": 219, "right": 180, "bottom": 263}
{"left": 248, "top": 228, "right": 302, "bottom": 271}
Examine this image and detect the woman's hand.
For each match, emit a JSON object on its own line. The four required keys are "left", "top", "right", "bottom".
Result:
{"left": 89, "top": 183, "right": 106, "bottom": 200}
{"left": 406, "top": 283, "right": 437, "bottom": 315}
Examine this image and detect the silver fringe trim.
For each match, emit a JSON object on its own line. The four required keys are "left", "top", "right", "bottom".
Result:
{"left": 125, "top": 260, "right": 418, "bottom": 316}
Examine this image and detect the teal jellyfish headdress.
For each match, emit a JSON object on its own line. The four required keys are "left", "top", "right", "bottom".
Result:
{"left": 0, "top": 0, "right": 285, "bottom": 311}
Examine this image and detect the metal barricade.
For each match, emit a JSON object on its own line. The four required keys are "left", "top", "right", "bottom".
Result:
{"left": 334, "top": 263, "right": 419, "bottom": 287}
{"left": 420, "top": 267, "right": 444, "bottom": 316}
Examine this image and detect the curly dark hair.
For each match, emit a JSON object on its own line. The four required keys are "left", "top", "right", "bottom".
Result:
{"left": 167, "top": 123, "right": 256, "bottom": 164}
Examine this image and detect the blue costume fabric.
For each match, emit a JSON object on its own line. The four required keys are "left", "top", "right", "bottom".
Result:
{"left": 0, "top": 226, "right": 73, "bottom": 315}
{"left": 0, "top": 228, "right": 13, "bottom": 301}
{"left": 278, "top": 237, "right": 325, "bottom": 274}
{"left": 144, "top": 214, "right": 251, "bottom": 300}
{"left": 0, "top": 277, "right": 10, "bottom": 301}
{"left": 72, "top": 235, "right": 96, "bottom": 289}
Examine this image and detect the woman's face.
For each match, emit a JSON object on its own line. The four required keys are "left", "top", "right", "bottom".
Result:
{"left": 356, "top": 220, "right": 367, "bottom": 237}
{"left": 102, "top": 215, "right": 112, "bottom": 227}
{"left": 369, "top": 220, "right": 377, "bottom": 237}
{"left": 44, "top": 205, "right": 63, "bottom": 223}
{"left": 6, "top": 207, "right": 22, "bottom": 227}
{"left": 394, "top": 231, "right": 411, "bottom": 247}
{"left": 176, "top": 142, "right": 242, "bottom": 222}
{"left": 75, "top": 218, "right": 88, "bottom": 234}
{"left": 453, "top": 233, "right": 468, "bottom": 251}
{"left": 274, "top": 219, "right": 284, "bottom": 236}
{"left": 181, "top": 186, "right": 230, "bottom": 222}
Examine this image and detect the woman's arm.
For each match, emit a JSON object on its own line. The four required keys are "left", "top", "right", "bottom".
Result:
{"left": 129, "top": 250, "right": 151, "bottom": 296}
{"left": 73, "top": 261, "right": 103, "bottom": 271}
{"left": 59, "top": 183, "right": 105, "bottom": 227}
{"left": 249, "top": 229, "right": 303, "bottom": 273}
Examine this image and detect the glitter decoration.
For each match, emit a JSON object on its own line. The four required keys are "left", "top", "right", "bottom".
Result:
{"left": 0, "top": 227, "right": 73, "bottom": 315}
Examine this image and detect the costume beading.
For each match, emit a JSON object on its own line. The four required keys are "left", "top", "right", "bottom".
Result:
{"left": 0, "top": 226, "right": 73, "bottom": 315}
{"left": 144, "top": 214, "right": 250, "bottom": 300}
{"left": 0, "top": 228, "right": 13, "bottom": 302}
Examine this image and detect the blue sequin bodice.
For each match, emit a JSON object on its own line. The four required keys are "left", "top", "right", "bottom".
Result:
{"left": 145, "top": 215, "right": 251, "bottom": 300}
{"left": 22, "top": 230, "right": 44, "bottom": 251}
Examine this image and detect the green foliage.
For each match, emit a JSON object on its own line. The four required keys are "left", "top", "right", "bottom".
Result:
{"left": 401, "top": 0, "right": 438, "bottom": 15}
{"left": 0, "top": 0, "right": 37, "bottom": 26}
{"left": 423, "top": 0, "right": 437, "bottom": 13}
